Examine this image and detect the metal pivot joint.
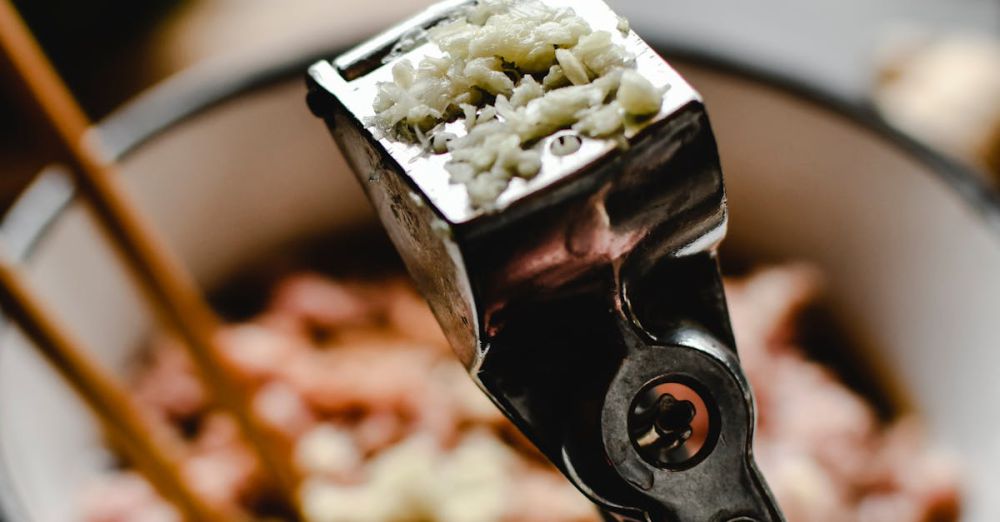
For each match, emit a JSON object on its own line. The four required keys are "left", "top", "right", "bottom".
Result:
{"left": 606, "top": 255, "right": 781, "bottom": 522}
{"left": 305, "top": 1, "right": 785, "bottom": 520}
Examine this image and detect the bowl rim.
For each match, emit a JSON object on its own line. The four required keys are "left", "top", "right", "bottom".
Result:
{"left": 0, "top": 40, "right": 997, "bottom": 521}
{"left": 4, "top": 40, "right": 997, "bottom": 267}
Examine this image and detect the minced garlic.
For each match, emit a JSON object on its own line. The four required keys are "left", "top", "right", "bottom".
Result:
{"left": 373, "top": 0, "right": 666, "bottom": 207}
{"left": 618, "top": 70, "right": 663, "bottom": 116}
{"left": 299, "top": 433, "right": 516, "bottom": 522}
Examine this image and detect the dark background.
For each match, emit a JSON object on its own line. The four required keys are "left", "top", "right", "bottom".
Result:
{"left": 1, "top": 0, "right": 179, "bottom": 210}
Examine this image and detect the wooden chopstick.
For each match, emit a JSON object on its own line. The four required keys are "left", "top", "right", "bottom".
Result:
{"left": 0, "top": 256, "right": 221, "bottom": 520}
{"left": 0, "top": 1, "right": 301, "bottom": 515}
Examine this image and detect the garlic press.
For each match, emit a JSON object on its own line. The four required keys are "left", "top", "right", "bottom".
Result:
{"left": 305, "top": 1, "right": 783, "bottom": 520}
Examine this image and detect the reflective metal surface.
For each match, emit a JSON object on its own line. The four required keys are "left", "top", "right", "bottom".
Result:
{"left": 307, "top": 1, "right": 783, "bottom": 520}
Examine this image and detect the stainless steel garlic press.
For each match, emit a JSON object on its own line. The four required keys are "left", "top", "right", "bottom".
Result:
{"left": 306, "top": 1, "right": 784, "bottom": 520}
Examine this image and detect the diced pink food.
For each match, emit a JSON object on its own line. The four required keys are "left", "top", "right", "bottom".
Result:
{"left": 81, "top": 266, "right": 960, "bottom": 522}
{"left": 131, "top": 337, "right": 208, "bottom": 420}
{"left": 253, "top": 381, "right": 317, "bottom": 441}
{"left": 269, "top": 273, "right": 374, "bottom": 331}
{"left": 725, "top": 266, "right": 960, "bottom": 522}
{"left": 281, "top": 346, "right": 435, "bottom": 415}
{"left": 382, "top": 280, "right": 451, "bottom": 351}
{"left": 353, "top": 410, "right": 407, "bottom": 455}
{"left": 79, "top": 472, "right": 181, "bottom": 522}
{"left": 181, "top": 443, "right": 260, "bottom": 511}
{"left": 215, "top": 324, "right": 309, "bottom": 383}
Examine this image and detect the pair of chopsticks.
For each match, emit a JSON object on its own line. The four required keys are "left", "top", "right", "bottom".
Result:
{"left": 0, "top": 2, "right": 300, "bottom": 519}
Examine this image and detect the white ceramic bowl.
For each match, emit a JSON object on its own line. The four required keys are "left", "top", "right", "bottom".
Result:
{"left": 0, "top": 51, "right": 997, "bottom": 521}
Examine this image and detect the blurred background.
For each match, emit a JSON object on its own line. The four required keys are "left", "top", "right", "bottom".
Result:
{"left": 0, "top": 0, "right": 998, "bottom": 211}
{"left": 0, "top": 2, "right": 997, "bottom": 521}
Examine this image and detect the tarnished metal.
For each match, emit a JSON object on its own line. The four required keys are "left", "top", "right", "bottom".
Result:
{"left": 306, "top": 1, "right": 784, "bottom": 520}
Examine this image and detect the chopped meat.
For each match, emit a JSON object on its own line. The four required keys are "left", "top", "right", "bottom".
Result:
{"left": 253, "top": 381, "right": 317, "bottom": 442}
{"left": 180, "top": 413, "right": 263, "bottom": 511}
{"left": 131, "top": 336, "right": 208, "bottom": 421}
{"left": 81, "top": 266, "right": 960, "bottom": 522}
{"left": 726, "top": 266, "right": 961, "bottom": 522}
{"left": 269, "top": 273, "right": 374, "bottom": 334}
{"left": 79, "top": 472, "right": 182, "bottom": 522}
{"left": 215, "top": 324, "right": 309, "bottom": 384}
